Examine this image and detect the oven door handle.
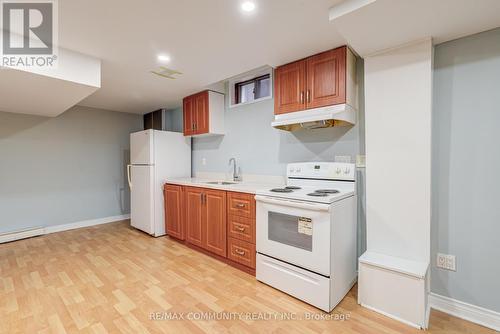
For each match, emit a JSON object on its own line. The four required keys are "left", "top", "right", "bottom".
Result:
{"left": 254, "top": 195, "right": 330, "bottom": 212}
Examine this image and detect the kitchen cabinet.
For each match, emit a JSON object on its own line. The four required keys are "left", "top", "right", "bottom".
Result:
{"left": 227, "top": 237, "right": 256, "bottom": 269}
{"left": 274, "top": 46, "right": 355, "bottom": 115}
{"left": 164, "top": 184, "right": 256, "bottom": 272}
{"left": 163, "top": 184, "right": 184, "bottom": 240}
{"left": 184, "top": 186, "right": 227, "bottom": 257}
{"left": 182, "top": 90, "right": 224, "bottom": 136}
{"left": 227, "top": 192, "right": 256, "bottom": 269}
{"left": 203, "top": 189, "right": 227, "bottom": 257}
{"left": 274, "top": 60, "right": 306, "bottom": 114}
{"left": 185, "top": 187, "right": 204, "bottom": 247}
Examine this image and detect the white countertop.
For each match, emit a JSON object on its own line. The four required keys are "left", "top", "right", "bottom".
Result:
{"left": 164, "top": 177, "right": 284, "bottom": 194}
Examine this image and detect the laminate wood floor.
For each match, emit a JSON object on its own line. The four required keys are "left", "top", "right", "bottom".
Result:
{"left": 0, "top": 221, "right": 496, "bottom": 334}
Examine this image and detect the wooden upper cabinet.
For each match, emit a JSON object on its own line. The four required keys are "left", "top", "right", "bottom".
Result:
{"left": 306, "top": 47, "right": 346, "bottom": 109}
{"left": 194, "top": 91, "right": 209, "bottom": 134}
{"left": 274, "top": 60, "right": 306, "bottom": 115}
{"left": 183, "top": 97, "right": 194, "bottom": 136}
{"left": 182, "top": 90, "right": 224, "bottom": 136}
{"left": 164, "top": 184, "right": 184, "bottom": 240}
{"left": 185, "top": 187, "right": 204, "bottom": 248}
{"left": 202, "top": 189, "right": 227, "bottom": 257}
{"left": 274, "top": 45, "right": 353, "bottom": 115}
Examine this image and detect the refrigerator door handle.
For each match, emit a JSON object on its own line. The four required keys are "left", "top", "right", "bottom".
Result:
{"left": 127, "top": 164, "right": 132, "bottom": 188}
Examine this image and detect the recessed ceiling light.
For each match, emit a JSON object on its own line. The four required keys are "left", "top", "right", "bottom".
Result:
{"left": 157, "top": 54, "right": 170, "bottom": 63}
{"left": 241, "top": 1, "right": 256, "bottom": 12}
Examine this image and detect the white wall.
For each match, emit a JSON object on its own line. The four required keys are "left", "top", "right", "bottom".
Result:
{"left": 365, "top": 39, "right": 433, "bottom": 263}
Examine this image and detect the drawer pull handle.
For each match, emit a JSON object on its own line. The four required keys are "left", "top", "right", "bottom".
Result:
{"left": 235, "top": 203, "right": 245, "bottom": 208}
{"left": 234, "top": 249, "right": 246, "bottom": 256}
{"left": 235, "top": 226, "right": 246, "bottom": 232}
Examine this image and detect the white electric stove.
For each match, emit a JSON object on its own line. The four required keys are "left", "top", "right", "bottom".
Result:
{"left": 255, "top": 162, "right": 358, "bottom": 312}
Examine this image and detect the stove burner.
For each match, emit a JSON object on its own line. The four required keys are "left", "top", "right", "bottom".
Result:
{"left": 270, "top": 188, "right": 293, "bottom": 193}
{"left": 285, "top": 186, "right": 302, "bottom": 190}
{"left": 315, "top": 189, "right": 340, "bottom": 194}
{"left": 307, "top": 192, "right": 328, "bottom": 197}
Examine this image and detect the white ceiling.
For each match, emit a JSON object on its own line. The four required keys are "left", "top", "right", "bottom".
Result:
{"left": 331, "top": 0, "right": 500, "bottom": 56}
{"left": 60, "top": 0, "right": 347, "bottom": 114}
{"left": 57, "top": 0, "right": 500, "bottom": 115}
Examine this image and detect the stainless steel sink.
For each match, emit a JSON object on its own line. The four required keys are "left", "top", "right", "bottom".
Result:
{"left": 205, "top": 181, "right": 237, "bottom": 185}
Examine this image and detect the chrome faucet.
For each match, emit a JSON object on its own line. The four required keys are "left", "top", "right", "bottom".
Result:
{"left": 228, "top": 158, "right": 242, "bottom": 181}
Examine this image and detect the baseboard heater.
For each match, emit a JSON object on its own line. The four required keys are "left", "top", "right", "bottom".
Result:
{"left": 0, "top": 227, "right": 45, "bottom": 244}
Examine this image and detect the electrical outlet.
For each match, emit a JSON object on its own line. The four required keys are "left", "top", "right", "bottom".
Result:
{"left": 335, "top": 155, "right": 351, "bottom": 163}
{"left": 437, "top": 253, "right": 456, "bottom": 271}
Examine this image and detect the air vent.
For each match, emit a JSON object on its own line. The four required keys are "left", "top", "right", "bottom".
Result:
{"left": 151, "top": 66, "right": 182, "bottom": 79}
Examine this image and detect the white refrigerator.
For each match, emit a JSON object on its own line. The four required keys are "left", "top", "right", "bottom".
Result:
{"left": 127, "top": 129, "right": 191, "bottom": 236}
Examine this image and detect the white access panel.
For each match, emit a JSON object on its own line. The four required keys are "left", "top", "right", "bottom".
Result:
{"left": 130, "top": 165, "right": 154, "bottom": 234}
{"left": 130, "top": 130, "right": 154, "bottom": 165}
{"left": 358, "top": 252, "right": 429, "bottom": 329}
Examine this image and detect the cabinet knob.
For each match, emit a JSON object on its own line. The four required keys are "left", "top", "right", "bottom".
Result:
{"left": 235, "top": 226, "right": 246, "bottom": 232}
{"left": 235, "top": 203, "right": 245, "bottom": 208}
{"left": 234, "top": 249, "right": 246, "bottom": 256}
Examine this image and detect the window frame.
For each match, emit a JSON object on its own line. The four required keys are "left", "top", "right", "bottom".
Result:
{"left": 228, "top": 67, "right": 273, "bottom": 108}
{"left": 234, "top": 74, "right": 271, "bottom": 105}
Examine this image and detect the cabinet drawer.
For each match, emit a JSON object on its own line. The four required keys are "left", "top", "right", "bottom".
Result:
{"left": 227, "top": 238, "right": 256, "bottom": 269}
{"left": 228, "top": 215, "right": 255, "bottom": 244}
{"left": 227, "top": 192, "right": 255, "bottom": 219}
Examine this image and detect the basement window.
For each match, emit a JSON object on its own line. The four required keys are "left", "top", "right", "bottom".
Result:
{"left": 233, "top": 73, "right": 271, "bottom": 105}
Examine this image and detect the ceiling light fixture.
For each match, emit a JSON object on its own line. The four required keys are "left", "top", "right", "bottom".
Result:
{"left": 157, "top": 54, "right": 171, "bottom": 63}
{"left": 241, "top": 1, "right": 256, "bottom": 12}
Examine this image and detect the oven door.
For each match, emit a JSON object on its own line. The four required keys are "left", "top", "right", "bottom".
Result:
{"left": 255, "top": 195, "right": 331, "bottom": 276}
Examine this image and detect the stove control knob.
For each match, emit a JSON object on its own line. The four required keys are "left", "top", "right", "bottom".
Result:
{"left": 335, "top": 168, "right": 341, "bottom": 174}
{"left": 344, "top": 168, "right": 351, "bottom": 174}
{"left": 296, "top": 168, "right": 301, "bottom": 173}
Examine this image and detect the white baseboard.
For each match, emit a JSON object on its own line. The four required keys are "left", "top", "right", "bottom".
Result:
{"left": 0, "top": 214, "right": 130, "bottom": 243}
{"left": 45, "top": 214, "right": 130, "bottom": 234}
{"left": 360, "top": 303, "right": 422, "bottom": 329}
{"left": 429, "top": 292, "right": 500, "bottom": 331}
{"left": 0, "top": 227, "right": 45, "bottom": 244}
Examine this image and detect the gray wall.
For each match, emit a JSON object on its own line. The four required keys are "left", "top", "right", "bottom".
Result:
{"left": 164, "top": 107, "right": 183, "bottom": 133}
{"left": 0, "top": 106, "right": 142, "bottom": 233}
{"left": 432, "top": 28, "right": 500, "bottom": 312}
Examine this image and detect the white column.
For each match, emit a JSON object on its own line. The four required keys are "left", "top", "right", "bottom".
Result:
{"left": 358, "top": 39, "right": 433, "bottom": 329}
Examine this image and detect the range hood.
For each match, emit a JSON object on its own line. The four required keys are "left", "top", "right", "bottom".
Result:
{"left": 272, "top": 104, "right": 356, "bottom": 131}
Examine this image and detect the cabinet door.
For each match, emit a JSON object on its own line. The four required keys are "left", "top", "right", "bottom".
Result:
{"left": 183, "top": 96, "right": 194, "bottom": 136}
{"left": 306, "top": 46, "right": 346, "bottom": 109}
{"left": 274, "top": 60, "right": 306, "bottom": 115}
{"left": 185, "top": 187, "right": 203, "bottom": 247}
{"left": 193, "top": 91, "right": 209, "bottom": 134}
{"left": 202, "top": 189, "right": 227, "bottom": 257}
{"left": 164, "top": 184, "right": 184, "bottom": 240}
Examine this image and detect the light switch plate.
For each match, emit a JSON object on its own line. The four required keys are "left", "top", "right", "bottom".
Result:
{"left": 437, "top": 253, "right": 456, "bottom": 271}
{"left": 202, "top": 158, "right": 207, "bottom": 166}
{"left": 356, "top": 155, "right": 366, "bottom": 168}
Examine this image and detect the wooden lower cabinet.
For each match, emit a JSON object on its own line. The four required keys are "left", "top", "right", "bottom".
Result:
{"left": 185, "top": 187, "right": 204, "bottom": 247}
{"left": 183, "top": 186, "right": 227, "bottom": 257}
{"left": 227, "top": 237, "right": 256, "bottom": 269}
{"left": 164, "top": 184, "right": 184, "bottom": 240}
{"left": 202, "top": 189, "right": 227, "bottom": 257}
{"left": 164, "top": 184, "right": 255, "bottom": 273}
